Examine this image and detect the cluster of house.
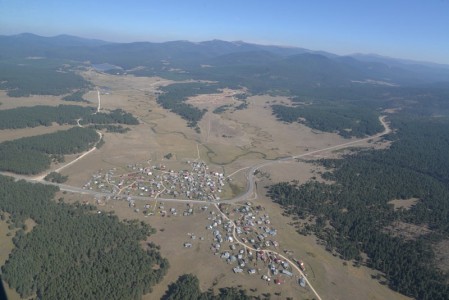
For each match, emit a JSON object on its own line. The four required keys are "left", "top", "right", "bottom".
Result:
{"left": 201, "top": 202, "right": 307, "bottom": 287}
{"left": 83, "top": 160, "right": 227, "bottom": 201}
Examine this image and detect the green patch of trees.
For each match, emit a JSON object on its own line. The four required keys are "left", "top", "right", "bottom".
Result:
{"left": 271, "top": 103, "right": 383, "bottom": 138}
{"left": 44, "top": 171, "right": 68, "bottom": 183}
{"left": 0, "top": 60, "right": 89, "bottom": 97}
{"left": 235, "top": 101, "right": 248, "bottom": 111}
{"left": 81, "top": 109, "right": 139, "bottom": 125}
{"left": 213, "top": 104, "right": 232, "bottom": 114}
{"left": 0, "top": 127, "right": 99, "bottom": 174}
{"left": 0, "top": 175, "right": 168, "bottom": 299}
{"left": 267, "top": 115, "right": 449, "bottom": 299}
{"left": 62, "top": 90, "right": 89, "bottom": 102}
{"left": 0, "top": 105, "right": 138, "bottom": 129}
{"left": 0, "top": 105, "right": 91, "bottom": 129}
{"left": 162, "top": 274, "right": 258, "bottom": 300}
{"left": 157, "top": 83, "right": 219, "bottom": 127}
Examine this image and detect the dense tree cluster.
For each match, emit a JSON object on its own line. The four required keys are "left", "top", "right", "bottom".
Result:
{"left": 267, "top": 115, "right": 449, "bottom": 299}
{"left": 212, "top": 104, "right": 232, "bottom": 114}
{"left": 271, "top": 103, "right": 383, "bottom": 138}
{"left": 157, "top": 83, "right": 219, "bottom": 127}
{"left": 162, "top": 274, "right": 258, "bottom": 300}
{"left": 0, "top": 127, "right": 99, "bottom": 174}
{"left": 62, "top": 90, "right": 89, "bottom": 102}
{"left": 0, "top": 105, "right": 138, "bottom": 129}
{"left": 235, "top": 101, "right": 248, "bottom": 111}
{"left": 81, "top": 109, "right": 139, "bottom": 125}
{"left": 0, "top": 60, "right": 89, "bottom": 97}
{"left": 44, "top": 171, "right": 68, "bottom": 183}
{"left": 0, "top": 175, "right": 168, "bottom": 299}
{"left": 0, "top": 105, "right": 92, "bottom": 129}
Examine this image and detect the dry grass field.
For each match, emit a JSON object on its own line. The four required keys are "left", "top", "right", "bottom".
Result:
{"left": 0, "top": 91, "right": 90, "bottom": 110}
{"left": 0, "top": 71, "right": 410, "bottom": 299}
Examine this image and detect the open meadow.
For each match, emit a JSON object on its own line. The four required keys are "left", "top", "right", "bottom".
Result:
{"left": 0, "top": 71, "right": 411, "bottom": 299}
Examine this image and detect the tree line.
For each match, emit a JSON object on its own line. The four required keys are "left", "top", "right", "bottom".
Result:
{"left": 44, "top": 171, "right": 68, "bottom": 183}
{"left": 0, "top": 127, "right": 99, "bottom": 174}
{"left": 81, "top": 109, "right": 139, "bottom": 125}
{"left": 271, "top": 103, "right": 383, "bottom": 138}
{"left": 62, "top": 90, "right": 89, "bottom": 102}
{"left": 157, "top": 83, "right": 219, "bottom": 128}
{"left": 0, "top": 105, "right": 138, "bottom": 130}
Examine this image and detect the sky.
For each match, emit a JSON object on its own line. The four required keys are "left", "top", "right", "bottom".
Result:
{"left": 1, "top": 0, "right": 448, "bottom": 64}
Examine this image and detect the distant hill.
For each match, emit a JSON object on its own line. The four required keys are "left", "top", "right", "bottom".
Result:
{"left": 1, "top": 33, "right": 449, "bottom": 90}
{"left": 0, "top": 33, "right": 111, "bottom": 58}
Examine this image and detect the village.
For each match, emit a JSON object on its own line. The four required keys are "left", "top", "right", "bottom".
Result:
{"left": 83, "top": 159, "right": 309, "bottom": 290}
{"left": 182, "top": 201, "right": 308, "bottom": 289}
{"left": 83, "top": 159, "right": 227, "bottom": 203}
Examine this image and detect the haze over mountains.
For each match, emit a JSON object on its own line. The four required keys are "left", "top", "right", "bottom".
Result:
{"left": 2, "top": 33, "right": 449, "bottom": 89}
{"left": 2, "top": 31, "right": 449, "bottom": 300}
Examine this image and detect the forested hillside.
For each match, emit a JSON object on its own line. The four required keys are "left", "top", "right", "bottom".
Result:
{"left": 0, "top": 175, "right": 168, "bottom": 299}
{"left": 0, "top": 59, "right": 89, "bottom": 97}
{"left": 267, "top": 115, "right": 449, "bottom": 299}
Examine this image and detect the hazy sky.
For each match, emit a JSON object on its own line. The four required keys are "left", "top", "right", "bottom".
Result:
{"left": 1, "top": 0, "right": 448, "bottom": 64}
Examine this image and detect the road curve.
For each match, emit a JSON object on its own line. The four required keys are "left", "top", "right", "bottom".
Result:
{"left": 229, "top": 115, "right": 391, "bottom": 203}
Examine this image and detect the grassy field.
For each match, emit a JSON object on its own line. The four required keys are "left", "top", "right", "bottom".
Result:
{"left": 0, "top": 71, "right": 411, "bottom": 299}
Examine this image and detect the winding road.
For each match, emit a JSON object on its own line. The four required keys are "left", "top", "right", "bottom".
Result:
{"left": 229, "top": 116, "right": 391, "bottom": 203}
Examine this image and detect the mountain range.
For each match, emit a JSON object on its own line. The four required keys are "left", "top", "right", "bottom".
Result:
{"left": 1, "top": 33, "right": 449, "bottom": 89}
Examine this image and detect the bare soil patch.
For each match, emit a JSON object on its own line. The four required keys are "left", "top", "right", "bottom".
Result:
{"left": 384, "top": 221, "right": 431, "bottom": 240}
{"left": 0, "top": 91, "right": 94, "bottom": 110}
{"left": 434, "top": 239, "right": 449, "bottom": 274}
{"left": 23, "top": 218, "right": 37, "bottom": 233}
{"left": 185, "top": 88, "right": 242, "bottom": 108}
{"left": 388, "top": 198, "right": 419, "bottom": 211}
